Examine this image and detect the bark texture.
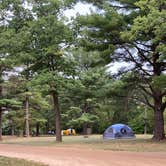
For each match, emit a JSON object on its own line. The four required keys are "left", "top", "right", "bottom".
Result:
{"left": 153, "top": 90, "right": 165, "bottom": 140}
{"left": 0, "top": 85, "right": 2, "bottom": 141}
{"left": 0, "top": 109, "right": 2, "bottom": 141}
{"left": 53, "top": 93, "right": 62, "bottom": 142}
{"left": 25, "top": 96, "right": 30, "bottom": 137}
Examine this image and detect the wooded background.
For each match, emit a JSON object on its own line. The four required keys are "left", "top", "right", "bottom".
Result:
{"left": 0, "top": 0, "right": 165, "bottom": 141}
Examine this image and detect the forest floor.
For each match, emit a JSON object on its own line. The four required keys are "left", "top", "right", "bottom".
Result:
{"left": 0, "top": 135, "right": 166, "bottom": 166}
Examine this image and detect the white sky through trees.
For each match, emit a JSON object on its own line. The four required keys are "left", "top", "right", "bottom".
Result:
{"left": 64, "top": 2, "right": 94, "bottom": 18}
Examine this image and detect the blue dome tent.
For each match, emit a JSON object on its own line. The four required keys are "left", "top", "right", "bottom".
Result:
{"left": 103, "top": 124, "right": 135, "bottom": 139}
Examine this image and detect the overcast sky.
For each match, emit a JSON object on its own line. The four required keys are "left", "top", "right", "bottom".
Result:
{"left": 64, "top": 2, "right": 95, "bottom": 18}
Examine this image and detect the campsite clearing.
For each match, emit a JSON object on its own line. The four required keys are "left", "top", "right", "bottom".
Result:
{"left": 1, "top": 135, "right": 166, "bottom": 152}
{"left": 0, "top": 135, "right": 166, "bottom": 166}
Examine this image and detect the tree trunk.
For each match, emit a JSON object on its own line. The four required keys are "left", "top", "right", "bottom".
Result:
{"left": 151, "top": 51, "right": 165, "bottom": 140}
{"left": 11, "top": 124, "right": 15, "bottom": 136}
{"left": 83, "top": 101, "right": 90, "bottom": 135}
{"left": 36, "top": 123, "right": 40, "bottom": 136}
{"left": 45, "top": 122, "right": 49, "bottom": 134}
{"left": 152, "top": 91, "right": 165, "bottom": 141}
{"left": 0, "top": 109, "right": 2, "bottom": 141}
{"left": 83, "top": 124, "right": 92, "bottom": 135}
{"left": 25, "top": 96, "right": 30, "bottom": 137}
{"left": 144, "top": 108, "right": 147, "bottom": 135}
{"left": 0, "top": 84, "right": 2, "bottom": 141}
{"left": 83, "top": 123, "right": 88, "bottom": 135}
{"left": 153, "top": 109, "right": 165, "bottom": 141}
{"left": 53, "top": 93, "right": 62, "bottom": 142}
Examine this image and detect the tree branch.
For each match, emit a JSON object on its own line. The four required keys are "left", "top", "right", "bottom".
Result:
{"left": 138, "top": 85, "right": 153, "bottom": 97}
{"left": 133, "top": 95, "right": 154, "bottom": 109}
{"left": 135, "top": 41, "right": 151, "bottom": 48}
{"left": 142, "top": 93, "right": 154, "bottom": 109}
{"left": 134, "top": 45, "right": 153, "bottom": 66}
{"left": 123, "top": 47, "right": 152, "bottom": 76}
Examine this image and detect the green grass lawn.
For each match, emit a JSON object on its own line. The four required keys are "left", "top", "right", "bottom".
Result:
{"left": 0, "top": 156, "right": 48, "bottom": 166}
{"left": 1, "top": 134, "right": 166, "bottom": 152}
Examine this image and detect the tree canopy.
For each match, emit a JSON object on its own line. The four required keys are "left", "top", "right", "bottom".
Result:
{"left": 0, "top": 0, "right": 165, "bottom": 141}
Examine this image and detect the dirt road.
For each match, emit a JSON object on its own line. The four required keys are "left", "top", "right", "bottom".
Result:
{"left": 0, "top": 144, "right": 166, "bottom": 166}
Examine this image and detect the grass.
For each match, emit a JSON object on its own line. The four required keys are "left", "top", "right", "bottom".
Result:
{"left": 1, "top": 134, "right": 166, "bottom": 152}
{"left": 0, "top": 156, "right": 48, "bottom": 166}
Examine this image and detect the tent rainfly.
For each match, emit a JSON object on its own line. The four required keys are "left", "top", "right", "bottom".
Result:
{"left": 103, "top": 123, "right": 135, "bottom": 139}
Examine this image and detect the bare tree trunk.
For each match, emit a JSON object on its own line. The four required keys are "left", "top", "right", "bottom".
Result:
{"left": 45, "top": 122, "right": 49, "bottom": 134}
{"left": 11, "top": 123, "right": 15, "bottom": 136}
{"left": 82, "top": 101, "right": 91, "bottom": 135}
{"left": 83, "top": 123, "right": 88, "bottom": 135}
{"left": 11, "top": 127, "right": 15, "bottom": 136}
{"left": 0, "top": 109, "right": 2, "bottom": 141}
{"left": 25, "top": 96, "right": 30, "bottom": 137}
{"left": 152, "top": 51, "right": 165, "bottom": 141}
{"left": 0, "top": 85, "right": 3, "bottom": 141}
{"left": 153, "top": 109, "right": 165, "bottom": 141}
{"left": 36, "top": 123, "right": 40, "bottom": 136}
{"left": 144, "top": 108, "right": 147, "bottom": 135}
{"left": 53, "top": 92, "right": 62, "bottom": 142}
{"left": 153, "top": 91, "right": 165, "bottom": 141}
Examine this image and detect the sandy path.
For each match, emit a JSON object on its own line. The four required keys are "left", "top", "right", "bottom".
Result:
{"left": 0, "top": 144, "right": 166, "bottom": 166}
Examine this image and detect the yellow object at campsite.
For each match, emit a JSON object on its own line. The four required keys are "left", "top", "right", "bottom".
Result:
{"left": 61, "top": 129, "right": 76, "bottom": 136}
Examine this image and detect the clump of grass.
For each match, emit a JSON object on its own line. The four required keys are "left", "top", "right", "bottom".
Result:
{"left": 0, "top": 156, "right": 48, "bottom": 166}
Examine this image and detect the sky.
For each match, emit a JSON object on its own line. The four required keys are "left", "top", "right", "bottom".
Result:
{"left": 64, "top": 2, "right": 95, "bottom": 18}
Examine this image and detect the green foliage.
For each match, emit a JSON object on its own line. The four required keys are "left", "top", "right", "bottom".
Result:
{"left": 128, "top": 106, "right": 154, "bottom": 134}
{"left": 75, "top": 7, "right": 125, "bottom": 64}
{"left": 152, "top": 75, "right": 166, "bottom": 90}
{"left": 68, "top": 112, "right": 98, "bottom": 128}
{"left": 0, "top": 99, "right": 21, "bottom": 108}
{"left": 122, "top": 5, "right": 166, "bottom": 43}
{"left": 2, "top": 109, "right": 25, "bottom": 135}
